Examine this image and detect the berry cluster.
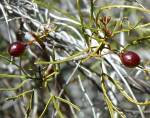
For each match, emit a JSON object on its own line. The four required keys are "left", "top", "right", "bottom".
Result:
{"left": 8, "top": 30, "right": 141, "bottom": 69}
{"left": 100, "top": 16, "right": 141, "bottom": 68}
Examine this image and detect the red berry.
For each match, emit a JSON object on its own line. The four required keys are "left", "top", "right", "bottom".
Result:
{"left": 120, "top": 51, "right": 140, "bottom": 68}
{"left": 8, "top": 42, "right": 26, "bottom": 57}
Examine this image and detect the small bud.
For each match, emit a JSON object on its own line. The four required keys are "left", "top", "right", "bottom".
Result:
{"left": 103, "top": 28, "right": 112, "bottom": 37}
{"left": 24, "top": 32, "right": 36, "bottom": 42}
{"left": 98, "top": 31, "right": 105, "bottom": 38}
{"left": 16, "top": 30, "right": 24, "bottom": 41}
{"left": 85, "top": 29, "right": 92, "bottom": 36}
{"left": 100, "top": 16, "right": 111, "bottom": 25}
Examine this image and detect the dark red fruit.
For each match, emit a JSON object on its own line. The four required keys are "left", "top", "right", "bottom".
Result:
{"left": 120, "top": 51, "right": 140, "bottom": 68}
{"left": 8, "top": 42, "right": 26, "bottom": 57}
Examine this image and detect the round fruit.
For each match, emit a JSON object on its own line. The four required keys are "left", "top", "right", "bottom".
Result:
{"left": 8, "top": 41, "right": 26, "bottom": 57}
{"left": 120, "top": 51, "right": 140, "bottom": 68}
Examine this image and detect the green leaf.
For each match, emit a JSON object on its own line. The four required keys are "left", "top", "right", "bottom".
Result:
{"left": 55, "top": 96, "right": 80, "bottom": 111}
{"left": 53, "top": 98, "right": 64, "bottom": 118}
{"left": 0, "top": 79, "right": 30, "bottom": 91}
{"left": 0, "top": 73, "right": 27, "bottom": 80}
{"left": 39, "top": 96, "right": 54, "bottom": 118}
{"left": 35, "top": 48, "right": 89, "bottom": 65}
